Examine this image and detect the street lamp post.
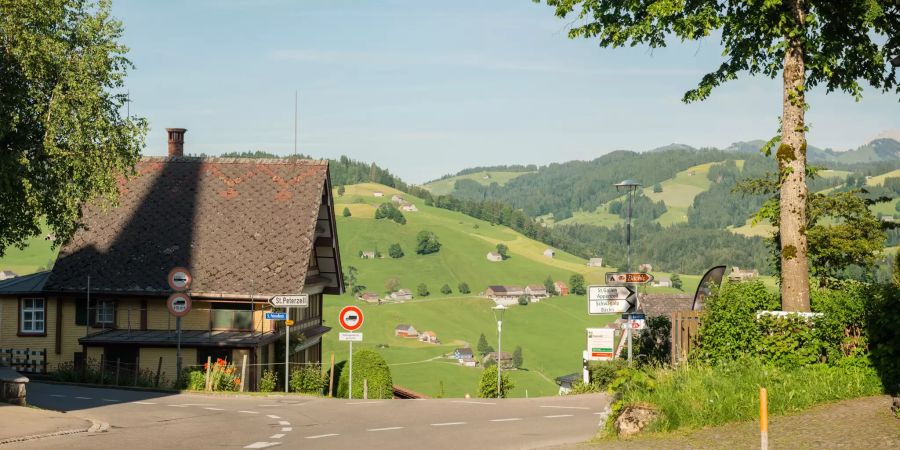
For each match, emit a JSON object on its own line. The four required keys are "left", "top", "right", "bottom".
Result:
{"left": 492, "top": 305, "right": 507, "bottom": 398}
{"left": 615, "top": 179, "right": 642, "bottom": 365}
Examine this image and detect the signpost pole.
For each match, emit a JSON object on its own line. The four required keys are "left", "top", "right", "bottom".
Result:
{"left": 348, "top": 340, "right": 353, "bottom": 400}
{"left": 176, "top": 317, "right": 182, "bottom": 384}
{"left": 285, "top": 309, "right": 290, "bottom": 394}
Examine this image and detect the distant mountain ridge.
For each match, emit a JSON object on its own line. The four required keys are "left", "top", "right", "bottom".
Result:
{"left": 657, "top": 138, "right": 900, "bottom": 164}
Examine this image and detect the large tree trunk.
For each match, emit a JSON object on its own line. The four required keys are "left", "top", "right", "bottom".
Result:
{"left": 779, "top": 1, "right": 811, "bottom": 312}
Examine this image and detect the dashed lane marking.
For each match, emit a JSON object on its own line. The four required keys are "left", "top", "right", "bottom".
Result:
{"left": 544, "top": 414, "right": 574, "bottom": 418}
{"left": 204, "top": 407, "right": 224, "bottom": 411}
{"left": 540, "top": 405, "right": 590, "bottom": 410}
{"left": 244, "top": 442, "right": 280, "bottom": 449}
{"left": 239, "top": 410, "right": 259, "bottom": 414}
{"left": 451, "top": 401, "right": 495, "bottom": 405}
{"left": 133, "top": 401, "right": 156, "bottom": 405}
{"left": 367, "top": 427, "right": 404, "bottom": 432}
{"left": 305, "top": 434, "right": 339, "bottom": 439}
{"left": 49, "top": 394, "right": 66, "bottom": 398}
{"left": 101, "top": 399, "right": 119, "bottom": 402}
{"left": 345, "top": 401, "right": 384, "bottom": 405}
{"left": 489, "top": 418, "right": 522, "bottom": 422}
{"left": 75, "top": 397, "right": 92, "bottom": 400}
{"left": 267, "top": 415, "right": 281, "bottom": 419}
{"left": 278, "top": 421, "right": 290, "bottom": 426}
{"left": 258, "top": 404, "right": 280, "bottom": 407}
{"left": 168, "top": 405, "right": 189, "bottom": 408}
{"left": 431, "top": 422, "right": 466, "bottom": 427}
{"left": 281, "top": 427, "right": 293, "bottom": 432}
{"left": 269, "top": 434, "right": 285, "bottom": 439}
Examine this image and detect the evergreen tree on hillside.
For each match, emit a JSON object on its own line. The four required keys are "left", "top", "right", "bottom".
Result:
{"left": 653, "top": 183, "right": 663, "bottom": 193}
{"left": 477, "top": 333, "right": 494, "bottom": 356}
{"left": 569, "top": 274, "right": 586, "bottom": 296}
{"left": 417, "top": 283, "right": 430, "bottom": 297}
{"left": 512, "top": 346, "right": 523, "bottom": 369}
{"left": 671, "top": 273, "right": 683, "bottom": 291}
{"left": 544, "top": 275, "right": 557, "bottom": 296}
{"left": 440, "top": 284, "right": 452, "bottom": 295}
{"left": 458, "top": 282, "right": 471, "bottom": 294}
{"left": 375, "top": 203, "right": 406, "bottom": 225}
{"left": 337, "top": 185, "right": 345, "bottom": 196}
{"left": 388, "top": 243, "right": 404, "bottom": 259}
{"left": 496, "top": 243, "right": 510, "bottom": 260}
{"left": 342, "top": 207, "right": 351, "bottom": 218}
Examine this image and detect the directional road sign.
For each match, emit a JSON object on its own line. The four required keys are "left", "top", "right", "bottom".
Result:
{"left": 265, "top": 312, "right": 287, "bottom": 320}
{"left": 587, "top": 285, "right": 636, "bottom": 314}
{"left": 167, "top": 293, "right": 192, "bottom": 317}
{"left": 605, "top": 272, "right": 653, "bottom": 285}
{"left": 339, "top": 305, "right": 364, "bottom": 331}
{"left": 339, "top": 332, "right": 363, "bottom": 342}
{"left": 269, "top": 295, "right": 309, "bottom": 308}
{"left": 167, "top": 267, "right": 192, "bottom": 291}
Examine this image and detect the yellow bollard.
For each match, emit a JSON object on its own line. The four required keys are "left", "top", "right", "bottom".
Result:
{"left": 760, "top": 387, "right": 768, "bottom": 450}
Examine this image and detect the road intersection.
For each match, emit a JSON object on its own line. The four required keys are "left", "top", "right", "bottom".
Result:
{"left": 13, "top": 383, "right": 608, "bottom": 449}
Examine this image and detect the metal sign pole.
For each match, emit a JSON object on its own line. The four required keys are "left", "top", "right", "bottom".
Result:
{"left": 497, "top": 318, "right": 502, "bottom": 399}
{"left": 626, "top": 188, "right": 635, "bottom": 366}
{"left": 348, "top": 340, "right": 353, "bottom": 400}
{"left": 176, "top": 316, "right": 182, "bottom": 383}
{"left": 285, "top": 307, "right": 290, "bottom": 394}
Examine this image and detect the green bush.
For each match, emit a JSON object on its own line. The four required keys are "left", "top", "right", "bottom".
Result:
{"left": 182, "top": 370, "right": 206, "bottom": 390}
{"left": 634, "top": 315, "right": 672, "bottom": 366}
{"left": 259, "top": 369, "right": 277, "bottom": 393}
{"left": 337, "top": 350, "right": 393, "bottom": 399}
{"left": 290, "top": 366, "right": 326, "bottom": 394}
{"left": 695, "top": 280, "right": 779, "bottom": 362}
{"left": 478, "top": 365, "right": 514, "bottom": 398}
{"left": 588, "top": 359, "right": 627, "bottom": 389}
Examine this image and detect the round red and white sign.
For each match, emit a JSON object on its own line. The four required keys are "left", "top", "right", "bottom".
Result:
{"left": 167, "top": 267, "right": 192, "bottom": 291}
{"left": 167, "top": 293, "right": 192, "bottom": 317}
{"left": 338, "top": 305, "right": 363, "bottom": 331}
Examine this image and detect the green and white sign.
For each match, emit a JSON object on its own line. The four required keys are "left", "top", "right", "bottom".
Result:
{"left": 586, "top": 328, "right": 616, "bottom": 361}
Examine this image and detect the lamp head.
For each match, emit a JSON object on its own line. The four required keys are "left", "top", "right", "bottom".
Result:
{"left": 492, "top": 304, "right": 507, "bottom": 320}
{"left": 615, "top": 179, "right": 642, "bottom": 192}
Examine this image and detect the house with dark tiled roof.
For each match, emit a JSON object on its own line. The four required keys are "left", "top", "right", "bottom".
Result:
{"left": 395, "top": 324, "right": 418, "bottom": 337}
{"left": 0, "top": 129, "right": 343, "bottom": 390}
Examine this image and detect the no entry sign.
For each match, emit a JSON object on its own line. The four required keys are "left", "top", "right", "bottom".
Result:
{"left": 168, "top": 267, "right": 192, "bottom": 291}
{"left": 339, "top": 305, "right": 364, "bottom": 331}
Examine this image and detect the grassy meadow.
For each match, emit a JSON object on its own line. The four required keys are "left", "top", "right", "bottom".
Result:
{"left": 423, "top": 171, "right": 531, "bottom": 196}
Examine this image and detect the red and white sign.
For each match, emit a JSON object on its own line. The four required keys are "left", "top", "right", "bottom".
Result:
{"left": 338, "top": 305, "right": 363, "bottom": 331}
{"left": 621, "top": 319, "right": 646, "bottom": 330}
{"left": 167, "top": 293, "right": 192, "bottom": 317}
{"left": 167, "top": 267, "right": 192, "bottom": 291}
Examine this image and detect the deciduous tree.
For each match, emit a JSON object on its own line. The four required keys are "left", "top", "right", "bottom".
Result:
{"left": 537, "top": 0, "right": 900, "bottom": 311}
{"left": 0, "top": 0, "right": 148, "bottom": 255}
{"left": 569, "top": 273, "right": 586, "bottom": 296}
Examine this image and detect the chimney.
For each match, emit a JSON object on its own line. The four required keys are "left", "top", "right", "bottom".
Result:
{"left": 166, "top": 128, "right": 187, "bottom": 157}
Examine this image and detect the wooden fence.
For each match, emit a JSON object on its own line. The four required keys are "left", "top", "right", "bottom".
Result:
{"left": 0, "top": 348, "right": 47, "bottom": 374}
{"left": 670, "top": 311, "right": 703, "bottom": 365}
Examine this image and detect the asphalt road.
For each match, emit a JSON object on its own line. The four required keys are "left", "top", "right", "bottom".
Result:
{"left": 17, "top": 383, "right": 609, "bottom": 449}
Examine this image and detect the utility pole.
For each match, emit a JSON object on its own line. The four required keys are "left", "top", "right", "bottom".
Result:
{"left": 293, "top": 90, "right": 297, "bottom": 157}
{"left": 615, "top": 180, "right": 642, "bottom": 366}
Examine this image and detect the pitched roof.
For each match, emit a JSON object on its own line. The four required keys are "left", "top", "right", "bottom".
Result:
{"left": 0, "top": 271, "right": 50, "bottom": 295}
{"left": 455, "top": 347, "right": 473, "bottom": 356}
{"left": 45, "top": 157, "right": 339, "bottom": 298}
{"left": 639, "top": 293, "right": 693, "bottom": 317}
{"left": 527, "top": 284, "right": 546, "bottom": 291}
{"left": 395, "top": 324, "right": 411, "bottom": 330}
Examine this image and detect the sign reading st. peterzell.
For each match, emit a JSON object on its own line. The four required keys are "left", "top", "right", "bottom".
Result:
{"left": 269, "top": 294, "right": 309, "bottom": 308}
{"left": 587, "top": 285, "right": 635, "bottom": 314}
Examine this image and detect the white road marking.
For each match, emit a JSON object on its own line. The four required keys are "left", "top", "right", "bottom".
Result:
{"left": 305, "top": 434, "right": 339, "bottom": 439}
{"left": 367, "top": 427, "right": 404, "bottom": 432}
{"left": 75, "top": 396, "right": 92, "bottom": 400}
{"left": 593, "top": 412, "right": 605, "bottom": 415}
{"left": 269, "top": 434, "right": 285, "bottom": 439}
{"left": 204, "top": 407, "right": 224, "bottom": 411}
{"left": 168, "top": 405, "right": 189, "bottom": 408}
{"left": 278, "top": 421, "right": 290, "bottom": 426}
{"left": 49, "top": 394, "right": 66, "bottom": 398}
{"left": 451, "top": 400, "right": 495, "bottom": 405}
{"left": 489, "top": 418, "right": 522, "bottom": 422}
{"left": 345, "top": 401, "right": 384, "bottom": 405}
{"left": 258, "top": 404, "right": 280, "bottom": 407}
{"left": 281, "top": 427, "right": 293, "bottom": 432}
{"left": 544, "top": 414, "right": 574, "bottom": 418}
{"left": 101, "top": 399, "right": 119, "bottom": 402}
{"left": 133, "top": 401, "right": 156, "bottom": 405}
{"left": 179, "top": 403, "right": 212, "bottom": 406}
{"left": 267, "top": 415, "right": 281, "bottom": 419}
{"left": 540, "top": 405, "right": 590, "bottom": 410}
{"left": 431, "top": 422, "right": 466, "bottom": 427}
{"left": 239, "top": 410, "right": 259, "bottom": 414}
{"left": 244, "top": 442, "right": 280, "bottom": 449}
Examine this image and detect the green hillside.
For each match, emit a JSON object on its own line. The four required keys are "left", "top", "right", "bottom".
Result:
{"left": 0, "top": 225, "right": 58, "bottom": 275}
{"left": 423, "top": 170, "right": 531, "bottom": 196}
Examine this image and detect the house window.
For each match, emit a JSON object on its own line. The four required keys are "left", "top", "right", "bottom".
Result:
{"left": 95, "top": 300, "right": 115, "bottom": 325}
{"left": 211, "top": 302, "right": 253, "bottom": 331}
{"left": 20, "top": 298, "right": 45, "bottom": 334}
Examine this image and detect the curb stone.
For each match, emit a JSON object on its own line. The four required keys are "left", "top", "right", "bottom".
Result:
{"left": 0, "top": 419, "right": 108, "bottom": 445}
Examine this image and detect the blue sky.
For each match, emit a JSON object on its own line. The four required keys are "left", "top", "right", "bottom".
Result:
{"left": 115, "top": 0, "right": 899, "bottom": 183}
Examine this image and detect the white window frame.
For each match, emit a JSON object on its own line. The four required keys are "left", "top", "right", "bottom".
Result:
{"left": 95, "top": 300, "right": 115, "bottom": 325}
{"left": 20, "top": 298, "right": 45, "bottom": 334}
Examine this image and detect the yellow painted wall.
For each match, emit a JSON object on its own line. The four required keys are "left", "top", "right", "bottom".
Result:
{"left": 0, "top": 296, "right": 64, "bottom": 370}
{"left": 139, "top": 347, "right": 196, "bottom": 388}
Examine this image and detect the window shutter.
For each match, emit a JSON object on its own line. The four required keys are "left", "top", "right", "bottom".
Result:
{"left": 75, "top": 299, "right": 87, "bottom": 326}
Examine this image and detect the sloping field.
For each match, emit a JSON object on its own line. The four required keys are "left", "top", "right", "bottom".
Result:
{"left": 423, "top": 171, "right": 531, "bottom": 196}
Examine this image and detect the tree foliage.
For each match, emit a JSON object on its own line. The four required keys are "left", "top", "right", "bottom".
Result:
{"left": 440, "top": 283, "right": 452, "bottom": 295}
{"left": 416, "top": 283, "right": 430, "bottom": 297}
{"left": 388, "top": 243, "right": 404, "bottom": 259}
{"left": 0, "top": 0, "right": 149, "bottom": 255}
{"left": 569, "top": 273, "right": 587, "bottom": 296}
{"left": 342, "top": 207, "right": 351, "bottom": 217}
{"left": 496, "top": 243, "right": 510, "bottom": 259}
{"left": 671, "top": 273, "right": 683, "bottom": 291}
{"left": 374, "top": 202, "right": 406, "bottom": 225}
{"left": 337, "top": 350, "right": 393, "bottom": 399}
{"left": 415, "top": 230, "right": 441, "bottom": 254}
{"left": 477, "top": 333, "right": 494, "bottom": 356}
{"left": 458, "top": 282, "right": 471, "bottom": 294}
{"left": 512, "top": 345, "right": 523, "bottom": 369}
{"left": 478, "top": 365, "right": 514, "bottom": 398}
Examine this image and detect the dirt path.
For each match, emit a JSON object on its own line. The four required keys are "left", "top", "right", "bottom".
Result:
{"left": 573, "top": 395, "right": 899, "bottom": 449}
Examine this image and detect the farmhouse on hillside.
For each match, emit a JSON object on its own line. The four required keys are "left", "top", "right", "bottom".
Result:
{"left": 484, "top": 285, "right": 525, "bottom": 305}
{"left": 357, "top": 292, "right": 380, "bottom": 303}
{"left": 454, "top": 347, "right": 474, "bottom": 360}
{"left": 360, "top": 251, "right": 376, "bottom": 259}
{"left": 395, "top": 324, "right": 418, "bottom": 337}
{"left": 652, "top": 278, "right": 673, "bottom": 288}
{"left": 728, "top": 267, "right": 759, "bottom": 281}
{"left": 554, "top": 281, "right": 569, "bottom": 296}
{"left": 400, "top": 204, "right": 418, "bottom": 212}
{"left": 543, "top": 248, "right": 555, "bottom": 258}
{"left": 419, "top": 331, "right": 439, "bottom": 344}
{"left": 391, "top": 195, "right": 403, "bottom": 203}
{"left": 525, "top": 284, "right": 549, "bottom": 301}
{"left": 374, "top": 191, "right": 384, "bottom": 197}
{"left": 639, "top": 263, "right": 653, "bottom": 273}
{"left": 587, "top": 258, "right": 603, "bottom": 267}
{"left": 486, "top": 252, "right": 503, "bottom": 262}
{"left": 390, "top": 289, "right": 413, "bottom": 300}
{"left": 483, "top": 351, "right": 514, "bottom": 370}
{"left": 0, "top": 129, "right": 343, "bottom": 390}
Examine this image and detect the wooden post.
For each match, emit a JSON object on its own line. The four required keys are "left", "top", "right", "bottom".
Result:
{"left": 205, "top": 356, "right": 212, "bottom": 391}
{"left": 155, "top": 356, "right": 162, "bottom": 387}
{"left": 760, "top": 387, "right": 768, "bottom": 450}
{"left": 115, "top": 358, "right": 121, "bottom": 386}
{"left": 363, "top": 378, "right": 368, "bottom": 400}
{"left": 42, "top": 348, "right": 47, "bottom": 374}
{"left": 328, "top": 353, "right": 335, "bottom": 397}
{"left": 99, "top": 353, "right": 105, "bottom": 384}
{"left": 134, "top": 356, "right": 140, "bottom": 386}
{"left": 240, "top": 354, "right": 249, "bottom": 393}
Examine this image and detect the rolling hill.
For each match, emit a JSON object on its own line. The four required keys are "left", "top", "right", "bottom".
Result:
{"left": 423, "top": 170, "right": 532, "bottom": 196}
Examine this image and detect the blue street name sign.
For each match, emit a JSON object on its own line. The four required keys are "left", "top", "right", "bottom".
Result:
{"left": 621, "top": 313, "right": 646, "bottom": 320}
{"left": 265, "top": 312, "right": 288, "bottom": 320}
